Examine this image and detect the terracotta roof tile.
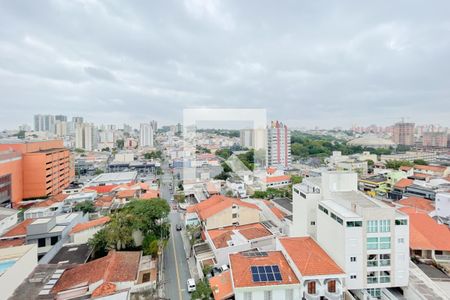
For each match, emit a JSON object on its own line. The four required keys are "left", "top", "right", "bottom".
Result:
{"left": 398, "top": 196, "right": 434, "bottom": 213}
{"left": 279, "top": 237, "right": 344, "bottom": 276}
{"left": 91, "top": 282, "right": 116, "bottom": 298}
{"left": 0, "top": 238, "right": 25, "bottom": 248}
{"left": 264, "top": 175, "right": 291, "bottom": 184}
{"left": 83, "top": 185, "right": 118, "bottom": 194}
{"left": 209, "top": 270, "right": 233, "bottom": 300}
{"left": 230, "top": 251, "right": 299, "bottom": 288}
{"left": 187, "top": 195, "right": 260, "bottom": 220}
{"left": 52, "top": 251, "right": 141, "bottom": 294}
{"left": 400, "top": 207, "right": 450, "bottom": 251}
{"left": 1, "top": 219, "right": 34, "bottom": 238}
{"left": 70, "top": 217, "right": 110, "bottom": 235}
{"left": 400, "top": 166, "right": 412, "bottom": 171}
{"left": 414, "top": 165, "right": 446, "bottom": 172}
{"left": 116, "top": 189, "right": 137, "bottom": 198}
{"left": 263, "top": 200, "right": 286, "bottom": 220}
{"left": 394, "top": 178, "right": 414, "bottom": 189}
{"left": 140, "top": 190, "right": 159, "bottom": 200}
{"left": 33, "top": 194, "right": 68, "bottom": 208}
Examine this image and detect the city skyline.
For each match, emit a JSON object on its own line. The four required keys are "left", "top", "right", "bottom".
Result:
{"left": 1, "top": 1, "right": 450, "bottom": 129}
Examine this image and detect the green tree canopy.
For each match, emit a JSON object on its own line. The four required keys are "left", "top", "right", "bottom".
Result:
{"left": 73, "top": 201, "right": 95, "bottom": 214}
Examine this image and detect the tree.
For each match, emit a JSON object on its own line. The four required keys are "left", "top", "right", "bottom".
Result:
{"left": 144, "top": 150, "right": 162, "bottom": 160}
{"left": 291, "top": 175, "right": 303, "bottom": 184}
{"left": 73, "top": 201, "right": 95, "bottom": 214}
{"left": 214, "top": 171, "right": 230, "bottom": 180}
{"left": 16, "top": 130, "right": 25, "bottom": 139}
{"left": 89, "top": 228, "right": 109, "bottom": 258}
{"left": 74, "top": 148, "right": 85, "bottom": 153}
{"left": 106, "top": 213, "right": 135, "bottom": 250}
{"left": 191, "top": 279, "right": 212, "bottom": 300}
{"left": 367, "top": 159, "right": 375, "bottom": 167}
{"left": 215, "top": 148, "right": 232, "bottom": 160}
{"left": 174, "top": 192, "right": 185, "bottom": 203}
{"left": 385, "top": 160, "right": 413, "bottom": 170}
{"left": 142, "top": 234, "right": 159, "bottom": 257}
{"left": 94, "top": 168, "right": 104, "bottom": 175}
{"left": 116, "top": 139, "right": 124, "bottom": 149}
{"left": 413, "top": 159, "right": 428, "bottom": 165}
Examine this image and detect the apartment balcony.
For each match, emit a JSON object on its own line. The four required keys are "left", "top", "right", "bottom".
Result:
{"left": 324, "top": 291, "right": 344, "bottom": 300}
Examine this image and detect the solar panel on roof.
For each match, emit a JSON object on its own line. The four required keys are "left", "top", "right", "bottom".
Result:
{"left": 250, "top": 265, "right": 283, "bottom": 283}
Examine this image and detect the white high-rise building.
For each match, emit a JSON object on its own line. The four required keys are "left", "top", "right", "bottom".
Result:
{"left": 140, "top": 123, "right": 154, "bottom": 147}
{"left": 240, "top": 128, "right": 266, "bottom": 150}
{"left": 292, "top": 171, "right": 409, "bottom": 297}
{"left": 34, "top": 114, "right": 55, "bottom": 132}
{"left": 75, "top": 123, "right": 98, "bottom": 151}
{"left": 54, "top": 120, "right": 67, "bottom": 137}
{"left": 150, "top": 120, "right": 158, "bottom": 132}
{"left": 266, "top": 120, "right": 291, "bottom": 169}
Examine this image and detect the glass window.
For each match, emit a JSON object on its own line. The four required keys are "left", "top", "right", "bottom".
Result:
{"left": 264, "top": 291, "right": 272, "bottom": 300}
{"left": 38, "top": 238, "right": 46, "bottom": 248}
{"left": 380, "top": 237, "right": 391, "bottom": 249}
{"left": 380, "top": 220, "right": 391, "bottom": 232}
{"left": 367, "top": 220, "right": 378, "bottom": 233}
{"left": 347, "top": 221, "right": 363, "bottom": 227}
{"left": 328, "top": 280, "right": 336, "bottom": 293}
{"left": 350, "top": 275, "right": 357, "bottom": 279}
{"left": 368, "top": 288, "right": 381, "bottom": 297}
{"left": 367, "top": 237, "right": 378, "bottom": 250}
{"left": 395, "top": 219, "right": 408, "bottom": 225}
{"left": 367, "top": 272, "right": 378, "bottom": 284}
{"left": 350, "top": 257, "right": 356, "bottom": 262}
{"left": 380, "top": 254, "right": 391, "bottom": 266}
{"left": 380, "top": 271, "right": 391, "bottom": 283}
{"left": 50, "top": 236, "right": 59, "bottom": 245}
{"left": 232, "top": 213, "right": 238, "bottom": 218}
{"left": 307, "top": 281, "right": 316, "bottom": 294}
{"left": 367, "top": 254, "right": 378, "bottom": 267}
{"left": 244, "top": 292, "right": 252, "bottom": 300}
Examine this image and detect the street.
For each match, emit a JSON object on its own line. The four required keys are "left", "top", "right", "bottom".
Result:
{"left": 159, "top": 158, "right": 191, "bottom": 300}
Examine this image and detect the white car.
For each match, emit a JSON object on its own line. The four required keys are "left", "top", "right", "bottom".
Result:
{"left": 187, "top": 278, "right": 196, "bottom": 292}
{"left": 220, "top": 264, "right": 229, "bottom": 272}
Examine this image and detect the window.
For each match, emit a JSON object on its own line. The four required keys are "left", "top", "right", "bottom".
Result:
{"left": 50, "top": 236, "right": 59, "bottom": 245}
{"left": 318, "top": 205, "right": 328, "bottom": 215}
{"left": 379, "top": 220, "right": 391, "bottom": 232}
{"left": 264, "top": 291, "right": 272, "bottom": 300}
{"left": 307, "top": 281, "right": 316, "bottom": 294}
{"left": 395, "top": 219, "right": 408, "bottom": 225}
{"left": 346, "top": 221, "right": 362, "bottom": 227}
{"left": 330, "top": 212, "right": 343, "bottom": 225}
{"left": 38, "top": 238, "right": 46, "bottom": 248}
{"left": 310, "top": 221, "right": 315, "bottom": 225}
{"left": 367, "top": 237, "right": 378, "bottom": 250}
{"left": 367, "top": 220, "right": 378, "bottom": 233}
{"left": 380, "top": 254, "right": 390, "bottom": 266}
{"left": 367, "top": 254, "right": 378, "bottom": 267}
{"left": 328, "top": 280, "right": 336, "bottom": 293}
{"left": 367, "top": 272, "right": 378, "bottom": 284}
{"left": 244, "top": 292, "right": 252, "bottom": 300}
{"left": 380, "top": 271, "right": 391, "bottom": 283}
{"left": 142, "top": 272, "right": 150, "bottom": 282}
{"left": 350, "top": 275, "right": 357, "bottom": 279}
{"left": 350, "top": 257, "right": 356, "bottom": 262}
{"left": 368, "top": 288, "right": 381, "bottom": 298}
{"left": 285, "top": 289, "right": 293, "bottom": 300}
{"left": 232, "top": 213, "right": 238, "bottom": 218}
{"left": 398, "top": 238, "right": 405, "bottom": 243}
{"left": 380, "top": 237, "right": 391, "bottom": 249}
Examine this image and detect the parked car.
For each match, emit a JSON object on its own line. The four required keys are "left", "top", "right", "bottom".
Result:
{"left": 176, "top": 224, "right": 182, "bottom": 231}
{"left": 220, "top": 264, "right": 229, "bottom": 272}
{"left": 187, "top": 278, "right": 196, "bottom": 292}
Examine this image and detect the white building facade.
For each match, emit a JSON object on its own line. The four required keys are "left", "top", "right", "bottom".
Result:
{"left": 140, "top": 123, "right": 154, "bottom": 147}
{"left": 266, "top": 121, "right": 291, "bottom": 169}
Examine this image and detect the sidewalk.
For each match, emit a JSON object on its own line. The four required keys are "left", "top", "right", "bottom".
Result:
{"left": 180, "top": 220, "right": 200, "bottom": 280}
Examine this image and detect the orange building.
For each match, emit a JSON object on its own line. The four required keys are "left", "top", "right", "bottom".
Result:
{"left": 0, "top": 140, "right": 74, "bottom": 205}
{"left": 0, "top": 151, "right": 23, "bottom": 206}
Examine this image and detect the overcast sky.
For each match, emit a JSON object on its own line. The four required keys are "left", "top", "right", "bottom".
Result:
{"left": 1, "top": 0, "right": 449, "bottom": 130}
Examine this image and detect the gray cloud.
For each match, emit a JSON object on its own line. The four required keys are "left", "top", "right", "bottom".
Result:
{"left": 0, "top": 0, "right": 449, "bottom": 129}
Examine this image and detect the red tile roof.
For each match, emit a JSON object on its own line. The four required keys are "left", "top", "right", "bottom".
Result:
{"left": 230, "top": 251, "right": 299, "bottom": 288}
{"left": 83, "top": 185, "right": 118, "bottom": 194}
{"left": 394, "top": 178, "right": 414, "bottom": 189}
{"left": 400, "top": 166, "right": 412, "bottom": 171}
{"left": 413, "top": 172, "right": 432, "bottom": 179}
{"left": 279, "top": 237, "right": 344, "bottom": 276}
{"left": 207, "top": 223, "right": 272, "bottom": 249}
{"left": 264, "top": 175, "right": 291, "bottom": 184}
{"left": 91, "top": 282, "right": 116, "bottom": 298}
{"left": 263, "top": 200, "right": 286, "bottom": 220}
{"left": 186, "top": 195, "right": 260, "bottom": 220}
{"left": 140, "top": 190, "right": 159, "bottom": 200}
{"left": 116, "top": 189, "right": 137, "bottom": 198}
{"left": 52, "top": 251, "right": 141, "bottom": 294}
{"left": 33, "top": 194, "right": 68, "bottom": 208}
{"left": 414, "top": 165, "right": 447, "bottom": 172}
{"left": 1, "top": 219, "right": 34, "bottom": 238}
{"left": 206, "top": 182, "right": 220, "bottom": 194}
{"left": 266, "top": 167, "right": 277, "bottom": 175}
{"left": 209, "top": 270, "right": 233, "bottom": 300}
{"left": 70, "top": 217, "right": 111, "bottom": 235}
{"left": 0, "top": 238, "right": 25, "bottom": 248}
{"left": 398, "top": 196, "right": 434, "bottom": 213}
{"left": 400, "top": 207, "right": 450, "bottom": 251}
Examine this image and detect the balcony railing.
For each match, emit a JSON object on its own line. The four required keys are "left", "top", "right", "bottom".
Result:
{"left": 435, "top": 254, "right": 450, "bottom": 261}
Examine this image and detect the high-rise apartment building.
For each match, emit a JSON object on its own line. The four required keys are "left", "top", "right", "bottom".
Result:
{"left": 54, "top": 121, "right": 68, "bottom": 137}
{"left": 75, "top": 123, "right": 98, "bottom": 151}
{"left": 150, "top": 120, "right": 158, "bottom": 132}
{"left": 140, "top": 123, "right": 154, "bottom": 147}
{"left": 55, "top": 115, "right": 67, "bottom": 122}
{"left": 34, "top": 114, "right": 55, "bottom": 132}
{"left": 392, "top": 122, "right": 415, "bottom": 146}
{"left": 240, "top": 128, "right": 266, "bottom": 150}
{"left": 292, "top": 172, "right": 409, "bottom": 297}
{"left": 72, "top": 117, "right": 84, "bottom": 124}
{"left": 266, "top": 121, "right": 291, "bottom": 169}
{"left": 0, "top": 140, "right": 74, "bottom": 205}
{"left": 422, "top": 132, "right": 448, "bottom": 148}
{"left": 0, "top": 151, "right": 23, "bottom": 207}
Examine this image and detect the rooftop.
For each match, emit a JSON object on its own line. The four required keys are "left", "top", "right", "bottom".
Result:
{"left": 279, "top": 237, "right": 345, "bottom": 277}
{"left": 49, "top": 244, "right": 92, "bottom": 265}
{"left": 209, "top": 270, "right": 233, "bottom": 300}
{"left": 207, "top": 223, "right": 272, "bottom": 249}
{"left": 89, "top": 171, "right": 138, "bottom": 185}
{"left": 229, "top": 251, "right": 299, "bottom": 288}
{"left": 271, "top": 198, "right": 292, "bottom": 213}
{"left": 187, "top": 195, "right": 260, "bottom": 220}
{"left": 70, "top": 216, "right": 110, "bottom": 235}
{"left": 398, "top": 196, "right": 435, "bottom": 213}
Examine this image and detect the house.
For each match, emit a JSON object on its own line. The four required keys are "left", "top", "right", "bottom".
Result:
{"left": 390, "top": 178, "right": 414, "bottom": 200}
{"left": 140, "top": 189, "right": 160, "bottom": 200}
{"left": 277, "top": 237, "right": 346, "bottom": 300}
{"left": 263, "top": 175, "right": 291, "bottom": 189}
{"left": 186, "top": 195, "right": 261, "bottom": 230}
{"left": 204, "top": 223, "right": 275, "bottom": 266}
{"left": 400, "top": 207, "right": 450, "bottom": 263}
{"left": 413, "top": 165, "right": 449, "bottom": 177}
{"left": 229, "top": 250, "right": 301, "bottom": 300}
{"left": 69, "top": 216, "right": 111, "bottom": 244}
{"left": 51, "top": 251, "right": 155, "bottom": 299}
{"left": 209, "top": 270, "right": 233, "bottom": 300}
{"left": 435, "top": 192, "right": 450, "bottom": 220}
